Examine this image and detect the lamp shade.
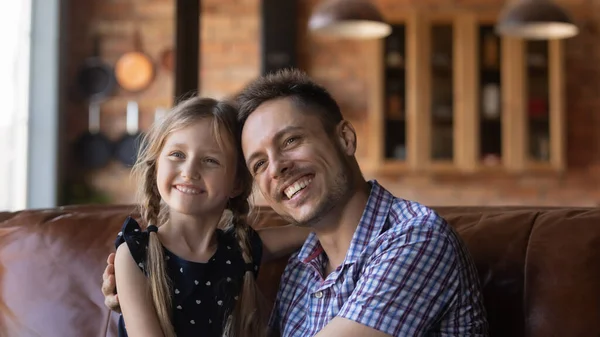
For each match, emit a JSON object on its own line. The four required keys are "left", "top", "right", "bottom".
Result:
{"left": 308, "top": 0, "right": 392, "bottom": 39}
{"left": 496, "top": 0, "right": 578, "bottom": 39}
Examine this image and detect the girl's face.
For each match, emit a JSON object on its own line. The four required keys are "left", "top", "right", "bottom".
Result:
{"left": 156, "top": 118, "right": 239, "bottom": 218}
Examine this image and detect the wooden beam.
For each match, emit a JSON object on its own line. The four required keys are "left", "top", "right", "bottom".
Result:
{"left": 502, "top": 37, "right": 526, "bottom": 172}
{"left": 549, "top": 39, "right": 566, "bottom": 172}
{"left": 406, "top": 10, "right": 430, "bottom": 170}
{"left": 454, "top": 13, "right": 478, "bottom": 172}
{"left": 175, "top": 0, "right": 200, "bottom": 102}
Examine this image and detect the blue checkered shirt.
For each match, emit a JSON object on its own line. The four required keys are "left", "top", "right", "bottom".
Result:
{"left": 269, "top": 180, "right": 488, "bottom": 336}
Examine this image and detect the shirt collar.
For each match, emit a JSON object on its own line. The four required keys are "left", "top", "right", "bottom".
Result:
{"left": 296, "top": 180, "right": 393, "bottom": 265}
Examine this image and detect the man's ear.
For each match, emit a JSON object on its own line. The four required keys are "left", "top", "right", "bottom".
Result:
{"left": 335, "top": 120, "right": 357, "bottom": 156}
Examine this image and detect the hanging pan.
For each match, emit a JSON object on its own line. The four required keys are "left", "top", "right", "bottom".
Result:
{"left": 75, "top": 35, "right": 115, "bottom": 101}
{"left": 73, "top": 102, "right": 114, "bottom": 169}
{"left": 114, "top": 23, "right": 155, "bottom": 93}
{"left": 114, "top": 101, "right": 143, "bottom": 167}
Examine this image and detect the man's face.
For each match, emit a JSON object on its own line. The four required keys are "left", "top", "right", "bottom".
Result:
{"left": 241, "top": 97, "right": 354, "bottom": 226}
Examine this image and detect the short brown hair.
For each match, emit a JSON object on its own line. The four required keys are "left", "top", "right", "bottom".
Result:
{"left": 236, "top": 68, "right": 343, "bottom": 132}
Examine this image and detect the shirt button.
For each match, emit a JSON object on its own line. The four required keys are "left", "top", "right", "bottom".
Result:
{"left": 314, "top": 291, "right": 323, "bottom": 299}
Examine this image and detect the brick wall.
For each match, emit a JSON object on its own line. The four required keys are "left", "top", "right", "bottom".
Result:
{"left": 63, "top": 0, "right": 175, "bottom": 204}
{"left": 63, "top": 0, "right": 600, "bottom": 207}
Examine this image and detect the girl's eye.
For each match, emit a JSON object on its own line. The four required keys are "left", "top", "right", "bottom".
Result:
{"left": 205, "top": 158, "right": 220, "bottom": 165}
{"left": 169, "top": 151, "right": 185, "bottom": 159}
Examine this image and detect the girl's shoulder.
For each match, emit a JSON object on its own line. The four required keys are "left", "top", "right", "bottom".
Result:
{"left": 114, "top": 216, "right": 150, "bottom": 273}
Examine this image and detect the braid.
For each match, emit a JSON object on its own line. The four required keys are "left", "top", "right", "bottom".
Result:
{"left": 141, "top": 162, "right": 161, "bottom": 226}
{"left": 138, "top": 161, "right": 176, "bottom": 337}
{"left": 224, "top": 196, "right": 268, "bottom": 337}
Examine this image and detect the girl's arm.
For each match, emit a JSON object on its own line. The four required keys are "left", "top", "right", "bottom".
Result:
{"left": 257, "top": 225, "right": 311, "bottom": 262}
{"left": 114, "top": 244, "right": 165, "bottom": 337}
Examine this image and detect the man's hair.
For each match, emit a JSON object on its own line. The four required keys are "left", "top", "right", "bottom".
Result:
{"left": 236, "top": 68, "right": 344, "bottom": 132}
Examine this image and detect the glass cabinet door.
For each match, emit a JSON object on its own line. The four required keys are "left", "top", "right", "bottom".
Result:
{"left": 430, "top": 24, "right": 454, "bottom": 162}
{"left": 478, "top": 24, "right": 502, "bottom": 167}
{"left": 383, "top": 24, "right": 407, "bottom": 161}
{"left": 526, "top": 40, "right": 550, "bottom": 163}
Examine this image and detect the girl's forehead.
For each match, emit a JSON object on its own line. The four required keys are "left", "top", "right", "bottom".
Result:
{"left": 163, "top": 119, "right": 236, "bottom": 153}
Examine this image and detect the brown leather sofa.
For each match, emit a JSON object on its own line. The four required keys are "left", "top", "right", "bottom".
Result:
{"left": 1, "top": 204, "right": 599, "bottom": 337}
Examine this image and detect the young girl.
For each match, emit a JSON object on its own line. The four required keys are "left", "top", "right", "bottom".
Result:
{"left": 114, "top": 97, "right": 308, "bottom": 337}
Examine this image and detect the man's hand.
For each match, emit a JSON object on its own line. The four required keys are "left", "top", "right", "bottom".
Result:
{"left": 101, "top": 253, "right": 121, "bottom": 313}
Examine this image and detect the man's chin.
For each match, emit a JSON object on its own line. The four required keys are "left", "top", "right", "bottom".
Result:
{"left": 283, "top": 203, "right": 329, "bottom": 228}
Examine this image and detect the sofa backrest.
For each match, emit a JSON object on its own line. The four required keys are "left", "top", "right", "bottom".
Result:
{"left": 1, "top": 205, "right": 599, "bottom": 337}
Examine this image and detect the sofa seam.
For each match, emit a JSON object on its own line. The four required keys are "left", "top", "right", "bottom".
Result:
{"left": 521, "top": 210, "right": 541, "bottom": 329}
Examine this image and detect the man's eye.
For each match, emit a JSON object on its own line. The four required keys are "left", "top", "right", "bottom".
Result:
{"left": 284, "top": 137, "right": 297, "bottom": 146}
{"left": 253, "top": 160, "right": 265, "bottom": 173}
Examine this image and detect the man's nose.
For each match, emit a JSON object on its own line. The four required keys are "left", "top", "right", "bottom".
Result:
{"left": 268, "top": 155, "right": 292, "bottom": 179}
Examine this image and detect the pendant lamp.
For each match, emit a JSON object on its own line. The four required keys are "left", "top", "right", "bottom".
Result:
{"left": 496, "top": 0, "right": 578, "bottom": 39}
{"left": 308, "top": 0, "right": 392, "bottom": 39}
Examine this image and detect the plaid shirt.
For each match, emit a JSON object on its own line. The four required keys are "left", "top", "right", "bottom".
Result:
{"left": 269, "top": 180, "right": 488, "bottom": 337}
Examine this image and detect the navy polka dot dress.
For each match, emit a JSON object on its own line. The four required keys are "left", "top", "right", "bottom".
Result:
{"left": 114, "top": 216, "right": 262, "bottom": 337}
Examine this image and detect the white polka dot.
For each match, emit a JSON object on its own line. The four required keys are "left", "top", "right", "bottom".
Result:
{"left": 217, "top": 300, "right": 223, "bottom": 306}
{"left": 206, "top": 281, "right": 211, "bottom": 286}
{"left": 194, "top": 280, "right": 199, "bottom": 285}
{"left": 190, "top": 320, "right": 195, "bottom": 324}
{"left": 134, "top": 229, "right": 140, "bottom": 232}
{"left": 165, "top": 256, "right": 170, "bottom": 260}
{"left": 226, "top": 277, "right": 232, "bottom": 282}
{"left": 255, "top": 265, "right": 258, "bottom": 271}
{"left": 209, "top": 319, "right": 212, "bottom": 324}
{"left": 196, "top": 300, "right": 201, "bottom": 304}
{"left": 226, "top": 260, "right": 231, "bottom": 264}
{"left": 135, "top": 241, "right": 140, "bottom": 245}
{"left": 118, "top": 232, "right": 123, "bottom": 236}
{"left": 177, "top": 305, "right": 182, "bottom": 310}
{"left": 227, "top": 246, "right": 231, "bottom": 249}
{"left": 175, "top": 289, "right": 180, "bottom": 294}
{"left": 234, "top": 296, "right": 238, "bottom": 300}
{"left": 180, "top": 268, "right": 183, "bottom": 273}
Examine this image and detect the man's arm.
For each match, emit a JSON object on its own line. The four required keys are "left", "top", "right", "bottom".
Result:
{"left": 315, "top": 220, "right": 485, "bottom": 337}
{"left": 257, "top": 225, "right": 311, "bottom": 262}
{"left": 315, "top": 317, "right": 390, "bottom": 337}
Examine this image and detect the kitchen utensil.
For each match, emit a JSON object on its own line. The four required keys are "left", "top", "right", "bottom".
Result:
{"left": 74, "top": 102, "right": 113, "bottom": 169}
{"left": 114, "top": 24, "right": 155, "bottom": 93}
{"left": 114, "top": 101, "right": 143, "bottom": 167}
{"left": 75, "top": 35, "right": 115, "bottom": 101}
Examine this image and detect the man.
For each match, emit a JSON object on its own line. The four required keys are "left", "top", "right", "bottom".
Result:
{"left": 103, "top": 69, "right": 489, "bottom": 336}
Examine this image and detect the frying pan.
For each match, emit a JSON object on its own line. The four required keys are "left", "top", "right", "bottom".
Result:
{"left": 115, "top": 26, "right": 155, "bottom": 93}
{"left": 74, "top": 102, "right": 114, "bottom": 169}
{"left": 114, "top": 101, "right": 143, "bottom": 167}
{"left": 75, "top": 35, "right": 115, "bottom": 101}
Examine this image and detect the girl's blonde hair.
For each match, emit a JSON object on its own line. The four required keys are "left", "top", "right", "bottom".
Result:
{"left": 131, "top": 96, "right": 268, "bottom": 337}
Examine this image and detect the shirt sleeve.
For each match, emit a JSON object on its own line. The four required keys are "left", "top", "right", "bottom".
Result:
{"left": 337, "top": 217, "right": 464, "bottom": 336}
{"left": 114, "top": 216, "right": 148, "bottom": 273}
{"left": 267, "top": 293, "right": 281, "bottom": 336}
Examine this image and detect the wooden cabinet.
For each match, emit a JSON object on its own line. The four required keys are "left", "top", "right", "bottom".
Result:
{"left": 364, "top": 10, "right": 566, "bottom": 174}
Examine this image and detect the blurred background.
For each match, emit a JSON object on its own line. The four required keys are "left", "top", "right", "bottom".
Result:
{"left": 1, "top": 0, "right": 599, "bottom": 212}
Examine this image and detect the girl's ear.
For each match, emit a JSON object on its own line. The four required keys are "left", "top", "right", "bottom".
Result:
{"left": 335, "top": 120, "right": 357, "bottom": 156}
